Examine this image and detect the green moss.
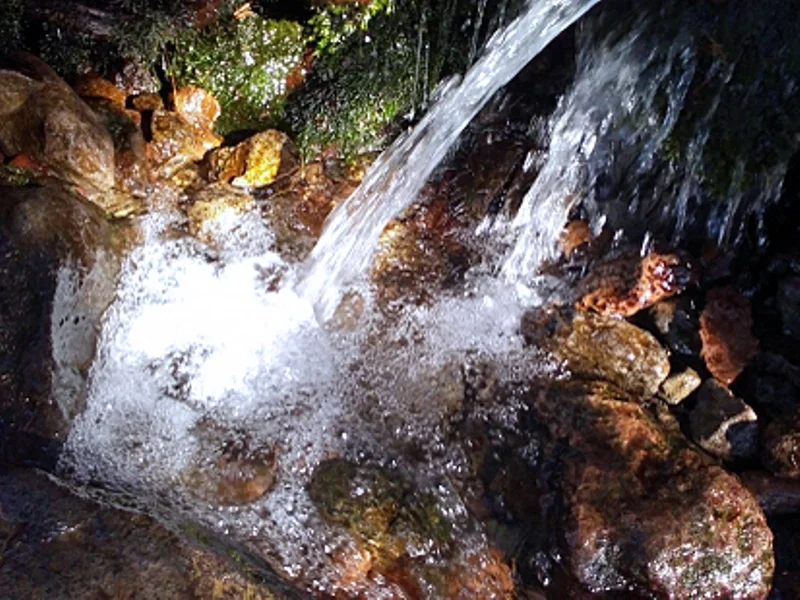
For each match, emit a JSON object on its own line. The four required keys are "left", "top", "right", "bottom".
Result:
{"left": 0, "top": 165, "right": 36, "bottom": 187}
{"left": 0, "top": 0, "right": 23, "bottom": 48}
{"left": 171, "top": 14, "right": 305, "bottom": 135}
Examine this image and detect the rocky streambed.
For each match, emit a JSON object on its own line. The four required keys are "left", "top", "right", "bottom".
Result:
{"left": 1, "top": 2, "right": 800, "bottom": 599}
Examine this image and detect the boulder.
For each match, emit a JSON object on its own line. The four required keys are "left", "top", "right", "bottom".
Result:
{"left": 208, "top": 130, "right": 300, "bottom": 189}
{"left": 527, "top": 381, "right": 773, "bottom": 599}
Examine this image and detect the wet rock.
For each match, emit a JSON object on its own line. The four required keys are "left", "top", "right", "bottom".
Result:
{"left": 0, "top": 468, "right": 284, "bottom": 599}
{"left": 560, "top": 219, "right": 591, "bottom": 256}
{"left": 73, "top": 74, "right": 127, "bottom": 111}
{"left": 173, "top": 86, "right": 221, "bottom": 133}
{"left": 184, "top": 440, "right": 278, "bottom": 506}
{"left": 700, "top": 286, "right": 759, "bottom": 386}
{"left": 689, "top": 379, "right": 759, "bottom": 462}
{"left": 659, "top": 366, "right": 702, "bottom": 405}
{"left": 149, "top": 109, "right": 222, "bottom": 180}
{"left": 525, "top": 381, "right": 774, "bottom": 599}
{"left": 0, "top": 185, "right": 120, "bottom": 454}
{"left": 575, "top": 251, "right": 691, "bottom": 317}
{"left": 185, "top": 183, "right": 255, "bottom": 243}
{"left": 649, "top": 296, "right": 703, "bottom": 359}
{"left": 521, "top": 308, "right": 670, "bottom": 397}
{"left": 84, "top": 97, "right": 150, "bottom": 209}
{"left": 777, "top": 276, "right": 800, "bottom": 338}
{"left": 762, "top": 413, "right": 800, "bottom": 478}
{"left": 208, "top": 130, "right": 300, "bottom": 189}
{"left": 130, "top": 92, "right": 164, "bottom": 112}
{"left": 309, "top": 458, "right": 462, "bottom": 596}
{"left": 0, "top": 58, "right": 115, "bottom": 206}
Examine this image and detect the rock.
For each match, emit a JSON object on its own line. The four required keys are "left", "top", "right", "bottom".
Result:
{"left": 575, "top": 250, "right": 692, "bottom": 317}
{"left": 208, "top": 130, "right": 300, "bottom": 189}
{"left": 130, "top": 92, "right": 164, "bottom": 112}
{"left": 649, "top": 296, "right": 702, "bottom": 358}
{"left": 659, "top": 367, "right": 702, "bottom": 405}
{"left": 700, "top": 286, "right": 759, "bottom": 386}
{"left": 521, "top": 308, "right": 671, "bottom": 397}
{"left": 689, "top": 379, "right": 759, "bottom": 462}
{"left": 0, "top": 58, "right": 116, "bottom": 206}
{"left": 0, "top": 185, "right": 121, "bottom": 460}
{"left": 148, "top": 109, "right": 221, "bottom": 180}
{"left": 778, "top": 276, "right": 800, "bottom": 338}
{"left": 309, "top": 458, "right": 462, "bottom": 596}
{"left": 526, "top": 381, "right": 774, "bottom": 599}
{"left": 762, "top": 413, "right": 800, "bottom": 478}
{"left": 73, "top": 74, "right": 127, "bottom": 110}
{"left": 743, "top": 353, "right": 800, "bottom": 418}
{"left": 84, "top": 97, "right": 150, "bottom": 208}
{"left": 560, "top": 219, "right": 591, "bottom": 256}
{"left": 0, "top": 468, "right": 288, "bottom": 599}
{"left": 185, "top": 183, "right": 254, "bottom": 243}
{"left": 183, "top": 439, "right": 278, "bottom": 506}
{"left": 173, "top": 86, "right": 221, "bottom": 133}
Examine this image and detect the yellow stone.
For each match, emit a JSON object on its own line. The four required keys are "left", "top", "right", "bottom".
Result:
{"left": 209, "top": 130, "right": 296, "bottom": 189}
{"left": 185, "top": 183, "right": 254, "bottom": 242}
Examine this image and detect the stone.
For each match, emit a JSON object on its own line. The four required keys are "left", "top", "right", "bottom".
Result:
{"left": 185, "top": 183, "right": 255, "bottom": 243}
{"left": 659, "top": 367, "right": 702, "bottom": 405}
{"left": 762, "top": 413, "right": 800, "bottom": 478}
{"left": 526, "top": 381, "right": 774, "bottom": 599}
{"left": 742, "top": 471, "right": 800, "bottom": 516}
{"left": 208, "top": 130, "right": 300, "bottom": 189}
{"left": 700, "top": 286, "right": 759, "bottom": 386}
{"left": 689, "top": 379, "right": 759, "bottom": 462}
{"left": 148, "top": 109, "right": 222, "bottom": 180}
{"left": 575, "top": 251, "right": 692, "bottom": 317}
{"left": 73, "top": 74, "right": 127, "bottom": 110}
{"left": 0, "top": 59, "right": 116, "bottom": 206}
{"left": 648, "top": 296, "right": 702, "bottom": 358}
{"left": 0, "top": 185, "right": 120, "bottom": 451}
{"left": 0, "top": 468, "right": 287, "bottom": 599}
{"left": 560, "top": 219, "right": 591, "bottom": 256}
{"left": 130, "top": 92, "right": 164, "bottom": 112}
{"left": 173, "top": 86, "right": 221, "bottom": 132}
{"left": 521, "top": 308, "right": 671, "bottom": 398}
{"left": 777, "top": 276, "right": 800, "bottom": 338}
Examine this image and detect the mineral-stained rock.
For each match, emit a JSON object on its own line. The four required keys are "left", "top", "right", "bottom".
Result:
{"left": 130, "top": 92, "right": 164, "bottom": 112}
{"left": 185, "top": 183, "right": 255, "bottom": 243}
{"left": 0, "top": 468, "right": 285, "bottom": 599}
{"left": 208, "top": 130, "right": 300, "bottom": 189}
{"left": 173, "top": 86, "right": 221, "bottom": 133}
{"left": 521, "top": 381, "right": 774, "bottom": 599}
{"left": 521, "top": 308, "right": 670, "bottom": 397}
{"left": 659, "top": 366, "right": 702, "bottom": 405}
{"left": 689, "top": 379, "right": 759, "bottom": 462}
{"left": 575, "top": 251, "right": 691, "bottom": 317}
{"left": 560, "top": 219, "right": 591, "bottom": 256}
{"left": 700, "top": 286, "right": 759, "bottom": 385}
{"left": 762, "top": 412, "right": 800, "bottom": 478}
{"left": 73, "top": 74, "right": 128, "bottom": 110}
{"left": 0, "top": 58, "right": 115, "bottom": 206}
{"left": 149, "top": 108, "right": 222, "bottom": 180}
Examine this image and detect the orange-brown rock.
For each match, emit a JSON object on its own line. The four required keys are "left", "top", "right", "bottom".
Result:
{"left": 130, "top": 92, "right": 164, "bottom": 112}
{"left": 208, "top": 130, "right": 299, "bottom": 189}
{"left": 172, "top": 86, "right": 221, "bottom": 132}
{"left": 73, "top": 75, "right": 127, "bottom": 110}
{"left": 575, "top": 251, "right": 691, "bottom": 317}
{"left": 148, "top": 109, "right": 222, "bottom": 180}
{"left": 699, "top": 286, "right": 759, "bottom": 385}
{"left": 560, "top": 219, "right": 591, "bottom": 256}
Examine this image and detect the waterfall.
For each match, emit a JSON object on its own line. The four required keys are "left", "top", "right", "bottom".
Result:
{"left": 502, "top": 4, "right": 697, "bottom": 283}
{"left": 298, "top": 0, "right": 603, "bottom": 320}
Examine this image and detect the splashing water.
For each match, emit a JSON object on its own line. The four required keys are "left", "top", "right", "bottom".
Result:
{"left": 299, "top": 0, "right": 602, "bottom": 320}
